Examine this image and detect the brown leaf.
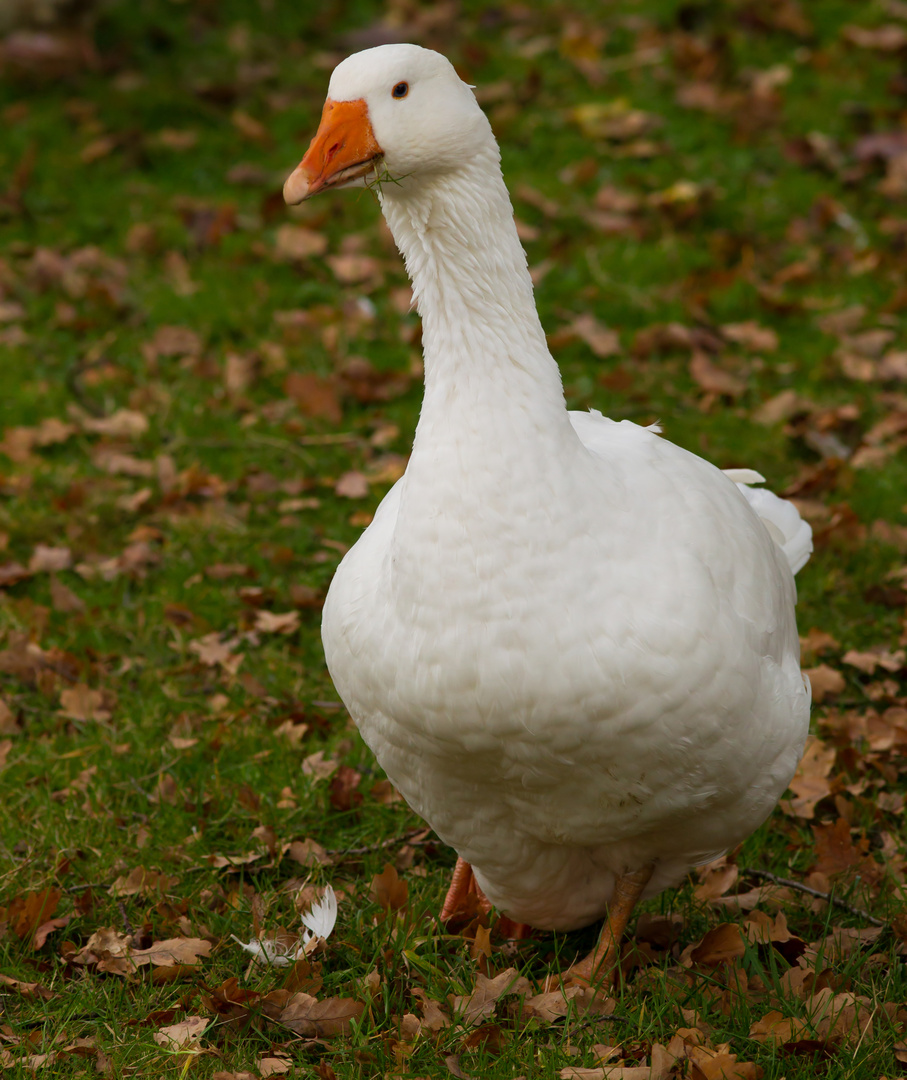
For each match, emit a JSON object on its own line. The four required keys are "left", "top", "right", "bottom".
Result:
{"left": 274, "top": 224, "right": 328, "bottom": 262}
{"left": 335, "top": 471, "right": 370, "bottom": 498}
{"left": 369, "top": 863, "right": 408, "bottom": 912}
{"left": 328, "top": 764, "right": 363, "bottom": 812}
{"left": 811, "top": 818, "right": 867, "bottom": 878}
{"left": 689, "top": 923, "right": 746, "bottom": 966}
{"left": 284, "top": 372, "right": 343, "bottom": 424}
{"left": 689, "top": 351, "right": 746, "bottom": 398}
{"left": 49, "top": 576, "right": 85, "bottom": 613}
{"left": 285, "top": 838, "right": 333, "bottom": 867}
{"left": 519, "top": 986, "right": 585, "bottom": 1022}
{"left": 784, "top": 736, "right": 835, "bottom": 819}
{"left": 301, "top": 750, "right": 339, "bottom": 783}
{"left": 0, "top": 888, "right": 61, "bottom": 940}
{"left": 843, "top": 23, "right": 907, "bottom": 51}
{"left": 58, "top": 684, "right": 110, "bottom": 722}
{"left": 277, "top": 993, "right": 364, "bottom": 1037}
{"left": 804, "top": 664, "right": 846, "bottom": 703}
{"left": 0, "top": 974, "right": 53, "bottom": 1001}
{"left": 721, "top": 321, "right": 778, "bottom": 353}
{"left": 0, "top": 697, "right": 18, "bottom": 735}
{"left": 80, "top": 408, "right": 149, "bottom": 438}
{"left": 28, "top": 544, "right": 71, "bottom": 573}
{"left": 109, "top": 866, "right": 179, "bottom": 898}
{"left": 450, "top": 968, "right": 532, "bottom": 1026}
{"left": 254, "top": 610, "right": 300, "bottom": 634}
{"left": 687, "top": 1046, "right": 763, "bottom": 1079}
{"left": 841, "top": 647, "right": 905, "bottom": 674}
{"left": 749, "top": 1010, "right": 810, "bottom": 1045}
{"left": 153, "top": 1016, "right": 209, "bottom": 1048}
{"left": 412, "top": 987, "right": 451, "bottom": 1031}
{"left": 694, "top": 860, "right": 738, "bottom": 901}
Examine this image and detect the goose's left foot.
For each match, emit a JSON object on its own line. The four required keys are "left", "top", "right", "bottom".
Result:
{"left": 550, "top": 863, "right": 655, "bottom": 991}
{"left": 440, "top": 857, "right": 534, "bottom": 938}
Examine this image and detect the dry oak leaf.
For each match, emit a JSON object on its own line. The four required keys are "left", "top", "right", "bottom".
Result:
{"left": 301, "top": 750, "right": 339, "bottom": 783}
{"left": 811, "top": 818, "right": 871, "bottom": 879}
{"left": 153, "top": 1016, "right": 210, "bottom": 1049}
{"left": 686, "top": 1045, "right": 763, "bottom": 1080}
{"left": 784, "top": 735, "right": 835, "bottom": 819}
{"left": 258, "top": 1055, "right": 294, "bottom": 1077}
{"left": 334, "top": 470, "right": 370, "bottom": 498}
{"left": 285, "top": 838, "right": 333, "bottom": 867}
{"left": 687, "top": 923, "right": 746, "bottom": 966}
{"left": 804, "top": 665, "right": 845, "bottom": 704}
{"left": 284, "top": 372, "right": 343, "bottom": 424}
{"left": 450, "top": 968, "right": 532, "bottom": 1027}
{"left": 805, "top": 988, "right": 874, "bottom": 1046}
{"left": 721, "top": 321, "right": 778, "bottom": 353}
{"left": 28, "top": 544, "right": 71, "bottom": 573}
{"left": 0, "top": 697, "right": 18, "bottom": 734}
{"left": 0, "top": 974, "right": 53, "bottom": 1001}
{"left": 369, "top": 863, "right": 408, "bottom": 912}
{"left": 749, "top": 1010, "right": 811, "bottom": 1045}
{"left": 412, "top": 987, "right": 451, "bottom": 1031}
{"left": 276, "top": 993, "right": 365, "bottom": 1037}
{"left": 59, "top": 684, "right": 110, "bottom": 722}
{"left": 79, "top": 408, "right": 149, "bottom": 439}
{"left": 254, "top": 610, "right": 300, "bottom": 634}
{"left": 0, "top": 887, "right": 61, "bottom": 940}
{"left": 109, "top": 866, "right": 178, "bottom": 898}
{"left": 50, "top": 577, "right": 85, "bottom": 613}
{"left": 690, "top": 352, "right": 746, "bottom": 399}
{"left": 842, "top": 647, "right": 905, "bottom": 674}
{"left": 274, "top": 224, "right": 328, "bottom": 262}
{"left": 694, "top": 859, "right": 738, "bottom": 901}
{"left": 518, "top": 985, "right": 585, "bottom": 1022}
{"left": 560, "top": 1068, "right": 651, "bottom": 1080}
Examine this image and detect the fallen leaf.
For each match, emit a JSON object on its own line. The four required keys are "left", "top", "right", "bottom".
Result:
{"left": 153, "top": 1016, "right": 209, "bottom": 1048}
{"left": 688, "top": 923, "right": 746, "bottom": 966}
{"left": 450, "top": 968, "right": 532, "bottom": 1026}
{"left": 276, "top": 993, "right": 364, "bottom": 1037}
{"left": 369, "top": 863, "right": 408, "bottom": 912}
{"left": 804, "top": 665, "right": 846, "bottom": 703}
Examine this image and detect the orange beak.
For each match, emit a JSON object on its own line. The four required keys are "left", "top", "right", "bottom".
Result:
{"left": 283, "top": 98, "right": 384, "bottom": 204}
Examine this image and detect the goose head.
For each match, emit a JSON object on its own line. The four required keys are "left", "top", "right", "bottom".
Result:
{"left": 283, "top": 43, "right": 491, "bottom": 204}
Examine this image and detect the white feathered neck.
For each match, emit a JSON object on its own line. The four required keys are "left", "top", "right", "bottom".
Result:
{"left": 377, "top": 144, "right": 573, "bottom": 452}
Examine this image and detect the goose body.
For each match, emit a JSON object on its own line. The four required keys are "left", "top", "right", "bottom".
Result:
{"left": 287, "top": 44, "right": 812, "bottom": 934}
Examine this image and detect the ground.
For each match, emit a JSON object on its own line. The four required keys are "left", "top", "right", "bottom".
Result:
{"left": 1, "top": 0, "right": 906, "bottom": 1077}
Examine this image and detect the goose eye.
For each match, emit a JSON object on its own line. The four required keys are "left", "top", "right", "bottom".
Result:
{"left": 392, "top": 81, "right": 409, "bottom": 99}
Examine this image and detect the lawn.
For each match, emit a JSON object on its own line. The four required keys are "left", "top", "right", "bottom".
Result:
{"left": 1, "top": 0, "right": 906, "bottom": 1076}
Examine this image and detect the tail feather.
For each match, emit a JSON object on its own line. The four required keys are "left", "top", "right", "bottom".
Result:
{"left": 723, "top": 469, "right": 813, "bottom": 576}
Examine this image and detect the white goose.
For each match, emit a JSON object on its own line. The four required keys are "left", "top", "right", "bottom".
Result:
{"left": 284, "top": 44, "right": 812, "bottom": 983}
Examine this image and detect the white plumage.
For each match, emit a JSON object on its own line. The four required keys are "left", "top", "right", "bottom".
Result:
{"left": 286, "top": 44, "right": 811, "bottom": 937}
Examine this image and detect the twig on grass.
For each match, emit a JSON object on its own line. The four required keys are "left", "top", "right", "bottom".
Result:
{"left": 742, "top": 867, "right": 886, "bottom": 927}
{"left": 326, "top": 826, "right": 433, "bottom": 859}
{"left": 117, "top": 899, "right": 134, "bottom": 937}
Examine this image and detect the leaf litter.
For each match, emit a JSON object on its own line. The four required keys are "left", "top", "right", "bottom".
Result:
{"left": 2, "top": 1, "right": 907, "bottom": 1077}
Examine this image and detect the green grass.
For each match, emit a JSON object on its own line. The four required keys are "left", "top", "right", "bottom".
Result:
{"left": 1, "top": 0, "right": 907, "bottom": 1076}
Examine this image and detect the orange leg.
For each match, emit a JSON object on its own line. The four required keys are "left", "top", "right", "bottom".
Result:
{"left": 561, "top": 863, "right": 654, "bottom": 988}
{"left": 440, "top": 857, "right": 535, "bottom": 939}
{"left": 440, "top": 857, "right": 490, "bottom": 921}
